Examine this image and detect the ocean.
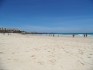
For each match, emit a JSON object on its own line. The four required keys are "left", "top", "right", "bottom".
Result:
{"left": 27, "top": 33, "right": 93, "bottom": 38}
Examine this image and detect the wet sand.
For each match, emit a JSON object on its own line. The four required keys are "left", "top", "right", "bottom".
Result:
{"left": 0, "top": 33, "right": 93, "bottom": 70}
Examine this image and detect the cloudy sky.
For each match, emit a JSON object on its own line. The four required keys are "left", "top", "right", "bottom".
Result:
{"left": 0, "top": 0, "right": 93, "bottom": 33}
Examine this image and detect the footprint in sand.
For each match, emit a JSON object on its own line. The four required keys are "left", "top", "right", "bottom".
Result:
{"left": 0, "top": 52, "right": 4, "bottom": 54}
{"left": 37, "top": 61, "right": 44, "bottom": 65}
{"left": 31, "top": 55, "right": 35, "bottom": 57}
{"left": 25, "top": 51, "right": 29, "bottom": 52}
{"left": 78, "top": 60, "right": 85, "bottom": 66}
{"left": 11, "top": 52, "right": 15, "bottom": 54}
{"left": 30, "top": 55, "right": 36, "bottom": 59}
{"left": 78, "top": 49, "right": 84, "bottom": 55}
{"left": 87, "top": 56, "right": 91, "bottom": 58}
{"left": 7, "top": 58, "right": 11, "bottom": 60}
{"left": 47, "top": 51, "right": 51, "bottom": 52}
{"left": 89, "top": 54, "right": 93, "bottom": 55}
{"left": 49, "top": 59, "right": 56, "bottom": 65}
{"left": 34, "top": 48, "right": 40, "bottom": 51}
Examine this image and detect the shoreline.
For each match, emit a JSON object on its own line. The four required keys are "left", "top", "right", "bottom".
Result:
{"left": 0, "top": 33, "right": 93, "bottom": 38}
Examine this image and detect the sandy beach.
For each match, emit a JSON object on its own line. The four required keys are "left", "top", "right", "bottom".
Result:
{"left": 0, "top": 33, "right": 93, "bottom": 70}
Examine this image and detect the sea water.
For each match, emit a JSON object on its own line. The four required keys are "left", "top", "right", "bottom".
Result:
{"left": 26, "top": 33, "right": 93, "bottom": 38}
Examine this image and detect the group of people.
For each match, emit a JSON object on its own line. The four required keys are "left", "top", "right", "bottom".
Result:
{"left": 84, "top": 33, "right": 88, "bottom": 37}
{"left": 73, "top": 33, "right": 88, "bottom": 38}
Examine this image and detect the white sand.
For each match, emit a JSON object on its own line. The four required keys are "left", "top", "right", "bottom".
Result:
{"left": 0, "top": 33, "right": 93, "bottom": 70}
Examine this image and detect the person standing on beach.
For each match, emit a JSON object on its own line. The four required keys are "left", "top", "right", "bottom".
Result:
{"left": 86, "top": 33, "right": 87, "bottom": 37}
{"left": 73, "top": 34, "right": 75, "bottom": 38}
{"left": 58, "top": 34, "right": 59, "bottom": 37}
{"left": 53, "top": 34, "right": 54, "bottom": 37}
{"left": 84, "top": 34, "right": 85, "bottom": 37}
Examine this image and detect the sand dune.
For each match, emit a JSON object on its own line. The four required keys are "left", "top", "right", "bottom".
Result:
{"left": 0, "top": 33, "right": 93, "bottom": 70}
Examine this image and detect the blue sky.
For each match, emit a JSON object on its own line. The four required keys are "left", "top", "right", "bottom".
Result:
{"left": 0, "top": 0, "right": 93, "bottom": 33}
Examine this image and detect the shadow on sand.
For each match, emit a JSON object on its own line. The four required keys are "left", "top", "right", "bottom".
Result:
{"left": 0, "top": 63, "right": 5, "bottom": 70}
